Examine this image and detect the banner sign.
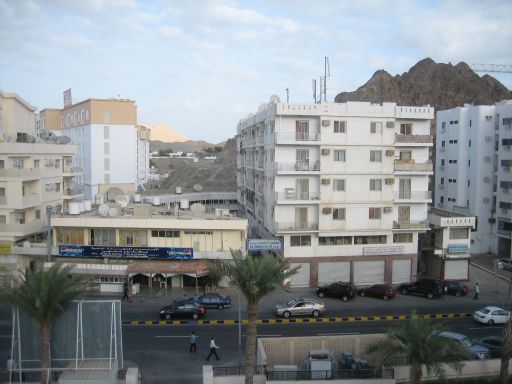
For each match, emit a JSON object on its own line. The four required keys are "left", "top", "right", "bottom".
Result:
{"left": 0, "top": 243, "right": 12, "bottom": 255}
{"left": 363, "top": 246, "right": 404, "bottom": 256}
{"left": 447, "top": 244, "right": 469, "bottom": 254}
{"left": 247, "top": 239, "right": 282, "bottom": 251}
{"left": 59, "top": 245, "right": 193, "bottom": 260}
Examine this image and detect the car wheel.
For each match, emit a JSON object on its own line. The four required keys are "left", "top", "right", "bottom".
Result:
{"left": 312, "top": 310, "right": 320, "bottom": 317}
{"left": 488, "top": 319, "right": 494, "bottom": 326}
{"left": 217, "top": 304, "right": 224, "bottom": 309}
{"left": 360, "top": 291, "right": 366, "bottom": 297}
{"left": 341, "top": 295, "right": 348, "bottom": 302}
{"left": 401, "top": 288, "right": 409, "bottom": 295}
{"left": 383, "top": 295, "right": 389, "bottom": 301}
{"left": 455, "top": 291, "right": 461, "bottom": 297}
{"left": 283, "top": 311, "right": 291, "bottom": 318}
{"left": 165, "top": 314, "right": 171, "bottom": 320}
{"left": 192, "top": 313, "right": 199, "bottom": 320}
{"left": 318, "top": 292, "right": 325, "bottom": 298}
{"left": 427, "top": 292, "right": 434, "bottom": 300}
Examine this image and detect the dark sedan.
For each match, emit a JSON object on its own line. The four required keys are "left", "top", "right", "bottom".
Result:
{"left": 357, "top": 284, "right": 396, "bottom": 300}
{"left": 316, "top": 282, "right": 357, "bottom": 302}
{"left": 160, "top": 301, "right": 206, "bottom": 320}
{"left": 474, "top": 336, "right": 502, "bottom": 358}
{"left": 441, "top": 280, "right": 468, "bottom": 296}
{"left": 194, "top": 292, "right": 232, "bottom": 309}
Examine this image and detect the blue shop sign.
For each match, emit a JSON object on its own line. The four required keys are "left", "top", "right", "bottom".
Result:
{"left": 447, "top": 244, "right": 469, "bottom": 254}
{"left": 59, "top": 245, "right": 193, "bottom": 260}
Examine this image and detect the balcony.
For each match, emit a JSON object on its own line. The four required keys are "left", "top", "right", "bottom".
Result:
{"left": 394, "top": 160, "right": 433, "bottom": 173}
{"left": 0, "top": 167, "right": 42, "bottom": 180}
{"left": 275, "top": 222, "right": 318, "bottom": 231}
{"left": 63, "top": 187, "right": 84, "bottom": 199}
{"left": 276, "top": 161, "right": 321, "bottom": 174}
{"left": 0, "top": 196, "right": 6, "bottom": 205}
{"left": 276, "top": 191, "right": 320, "bottom": 202}
{"left": 275, "top": 131, "right": 320, "bottom": 144}
{"left": 62, "top": 166, "right": 83, "bottom": 176}
{"left": 498, "top": 228, "right": 512, "bottom": 239}
{"left": 22, "top": 193, "right": 40, "bottom": 208}
{"left": 0, "top": 220, "right": 45, "bottom": 238}
{"left": 393, "top": 220, "right": 429, "bottom": 230}
{"left": 394, "top": 191, "right": 432, "bottom": 201}
{"left": 395, "top": 134, "right": 433, "bottom": 145}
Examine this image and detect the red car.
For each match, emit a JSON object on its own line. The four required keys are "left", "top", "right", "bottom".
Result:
{"left": 357, "top": 284, "right": 396, "bottom": 300}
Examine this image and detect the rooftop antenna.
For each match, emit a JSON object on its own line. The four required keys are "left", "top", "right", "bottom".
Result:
{"left": 285, "top": 88, "right": 289, "bottom": 103}
{"left": 312, "top": 56, "right": 330, "bottom": 104}
{"left": 323, "top": 56, "right": 330, "bottom": 102}
{"left": 312, "top": 79, "right": 317, "bottom": 103}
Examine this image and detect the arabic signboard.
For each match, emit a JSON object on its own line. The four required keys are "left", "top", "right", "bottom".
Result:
{"left": 0, "top": 243, "right": 12, "bottom": 255}
{"left": 247, "top": 239, "right": 282, "bottom": 251}
{"left": 363, "top": 246, "right": 405, "bottom": 256}
{"left": 59, "top": 245, "right": 193, "bottom": 260}
{"left": 447, "top": 244, "right": 469, "bottom": 254}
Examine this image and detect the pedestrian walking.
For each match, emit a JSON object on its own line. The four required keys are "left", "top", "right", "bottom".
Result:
{"left": 474, "top": 282, "right": 480, "bottom": 299}
{"left": 122, "top": 282, "right": 130, "bottom": 301}
{"left": 189, "top": 331, "right": 198, "bottom": 353}
{"left": 206, "top": 337, "right": 220, "bottom": 361}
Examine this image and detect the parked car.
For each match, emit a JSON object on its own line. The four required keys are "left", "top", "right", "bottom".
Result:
{"left": 316, "top": 282, "right": 357, "bottom": 302}
{"left": 357, "top": 284, "right": 396, "bottom": 300}
{"left": 397, "top": 279, "right": 443, "bottom": 299}
{"left": 194, "top": 292, "right": 232, "bottom": 309}
{"left": 474, "top": 336, "right": 503, "bottom": 358}
{"left": 497, "top": 258, "right": 512, "bottom": 271}
{"left": 274, "top": 298, "right": 325, "bottom": 318}
{"left": 441, "top": 280, "right": 468, "bottom": 296}
{"left": 160, "top": 301, "right": 206, "bottom": 320}
{"left": 474, "top": 306, "right": 511, "bottom": 325}
{"left": 438, "top": 331, "right": 491, "bottom": 360}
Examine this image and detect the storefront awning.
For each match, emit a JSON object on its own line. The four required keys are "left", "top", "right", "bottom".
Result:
{"left": 127, "top": 260, "right": 210, "bottom": 277}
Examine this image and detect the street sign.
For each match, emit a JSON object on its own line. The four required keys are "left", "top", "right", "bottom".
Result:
{"left": 247, "top": 239, "right": 282, "bottom": 251}
{"left": 59, "top": 245, "right": 193, "bottom": 260}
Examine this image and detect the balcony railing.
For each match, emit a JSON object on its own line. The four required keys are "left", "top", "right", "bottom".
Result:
{"left": 63, "top": 166, "right": 83, "bottom": 174}
{"left": 395, "top": 134, "right": 433, "bottom": 144}
{"left": 275, "top": 132, "right": 321, "bottom": 143}
{"left": 276, "top": 161, "right": 320, "bottom": 172}
{"left": 0, "top": 220, "right": 45, "bottom": 237}
{"left": 63, "top": 188, "right": 84, "bottom": 197}
{"left": 22, "top": 193, "right": 40, "bottom": 207}
{"left": 498, "top": 229, "right": 512, "bottom": 239}
{"left": 0, "top": 168, "right": 42, "bottom": 178}
{"left": 394, "top": 191, "right": 432, "bottom": 200}
{"left": 393, "top": 220, "right": 429, "bottom": 229}
{"left": 275, "top": 222, "right": 318, "bottom": 231}
{"left": 276, "top": 191, "right": 320, "bottom": 201}
{"left": 394, "top": 161, "right": 433, "bottom": 172}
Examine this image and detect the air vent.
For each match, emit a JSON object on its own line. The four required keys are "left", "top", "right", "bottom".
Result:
{"left": 383, "top": 207, "right": 393, "bottom": 213}
{"left": 321, "top": 178, "right": 330, "bottom": 185}
{"left": 385, "top": 178, "right": 395, "bottom": 185}
{"left": 386, "top": 121, "right": 395, "bottom": 128}
{"left": 322, "top": 120, "right": 330, "bottom": 127}
{"left": 321, "top": 148, "right": 330, "bottom": 156}
{"left": 322, "top": 207, "right": 332, "bottom": 214}
{"left": 385, "top": 150, "right": 395, "bottom": 157}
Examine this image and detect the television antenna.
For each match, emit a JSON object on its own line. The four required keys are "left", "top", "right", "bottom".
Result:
{"left": 312, "top": 56, "right": 330, "bottom": 103}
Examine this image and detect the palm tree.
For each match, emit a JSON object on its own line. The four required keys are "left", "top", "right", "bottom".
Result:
{"left": 0, "top": 263, "right": 90, "bottom": 384}
{"left": 366, "top": 314, "right": 464, "bottom": 384}
{"left": 221, "top": 250, "right": 299, "bottom": 384}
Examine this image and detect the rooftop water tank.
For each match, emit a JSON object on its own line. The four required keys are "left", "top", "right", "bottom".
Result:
{"left": 69, "top": 202, "right": 81, "bottom": 215}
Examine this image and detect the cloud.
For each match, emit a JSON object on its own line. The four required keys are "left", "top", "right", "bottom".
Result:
{"left": 211, "top": 4, "right": 271, "bottom": 25}
{"left": 158, "top": 25, "right": 183, "bottom": 38}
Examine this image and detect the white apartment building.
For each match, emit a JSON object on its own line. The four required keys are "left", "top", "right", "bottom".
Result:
{"left": 237, "top": 99, "right": 434, "bottom": 287}
{"left": 38, "top": 98, "right": 150, "bottom": 199}
{"left": 435, "top": 101, "right": 512, "bottom": 257}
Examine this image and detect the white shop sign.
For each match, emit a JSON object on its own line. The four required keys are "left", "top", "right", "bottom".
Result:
{"left": 363, "top": 246, "right": 405, "bottom": 256}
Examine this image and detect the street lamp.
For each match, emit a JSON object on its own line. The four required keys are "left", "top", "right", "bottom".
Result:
{"left": 46, "top": 206, "right": 53, "bottom": 262}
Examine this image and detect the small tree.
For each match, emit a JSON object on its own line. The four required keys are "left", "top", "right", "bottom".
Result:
{"left": 0, "top": 264, "right": 91, "bottom": 384}
{"left": 221, "top": 250, "right": 298, "bottom": 384}
{"left": 366, "top": 314, "right": 464, "bottom": 384}
{"left": 204, "top": 259, "right": 225, "bottom": 290}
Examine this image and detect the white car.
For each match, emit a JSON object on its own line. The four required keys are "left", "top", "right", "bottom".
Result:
{"left": 474, "top": 306, "right": 511, "bottom": 325}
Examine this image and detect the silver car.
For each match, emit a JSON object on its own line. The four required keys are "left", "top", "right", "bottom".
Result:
{"left": 497, "top": 258, "right": 512, "bottom": 271}
{"left": 274, "top": 298, "right": 326, "bottom": 318}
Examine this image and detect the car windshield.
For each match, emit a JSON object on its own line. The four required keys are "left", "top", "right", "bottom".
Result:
{"left": 286, "top": 300, "right": 297, "bottom": 307}
{"left": 460, "top": 337, "right": 472, "bottom": 348}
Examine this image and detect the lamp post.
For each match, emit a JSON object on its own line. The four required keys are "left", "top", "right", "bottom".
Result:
{"left": 238, "top": 289, "right": 242, "bottom": 364}
{"left": 46, "top": 206, "right": 53, "bottom": 262}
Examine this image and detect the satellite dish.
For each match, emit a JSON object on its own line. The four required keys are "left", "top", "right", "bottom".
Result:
{"left": 190, "top": 203, "right": 206, "bottom": 214}
{"left": 115, "top": 195, "right": 129, "bottom": 207}
{"left": 23, "top": 241, "right": 31, "bottom": 248}
{"left": 193, "top": 184, "right": 203, "bottom": 192}
{"left": 98, "top": 204, "right": 109, "bottom": 217}
{"left": 108, "top": 207, "right": 118, "bottom": 217}
{"left": 56, "top": 136, "right": 72, "bottom": 145}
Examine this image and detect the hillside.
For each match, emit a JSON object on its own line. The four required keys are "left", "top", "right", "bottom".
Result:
{"left": 144, "top": 123, "right": 189, "bottom": 142}
{"left": 335, "top": 58, "right": 512, "bottom": 110}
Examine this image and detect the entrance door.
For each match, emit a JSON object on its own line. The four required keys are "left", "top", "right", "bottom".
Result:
{"left": 399, "top": 178, "right": 411, "bottom": 199}
{"left": 398, "top": 206, "right": 410, "bottom": 224}
{"left": 296, "top": 179, "right": 309, "bottom": 200}
{"left": 296, "top": 149, "right": 309, "bottom": 171}
{"left": 295, "top": 207, "right": 308, "bottom": 230}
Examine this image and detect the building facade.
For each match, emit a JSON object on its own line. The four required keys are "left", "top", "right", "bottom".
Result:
{"left": 237, "top": 99, "right": 434, "bottom": 287}
{"left": 38, "top": 98, "right": 150, "bottom": 199}
{"left": 435, "top": 101, "right": 512, "bottom": 257}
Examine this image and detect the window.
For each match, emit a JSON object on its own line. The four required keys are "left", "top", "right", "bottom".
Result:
{"left": 104, "top": 174, "right": 110, "bottom": 183}
{"left": 370, "top": 122, "right": 382, "bottom": 133}
{"left": 104, "top": 158, "right": 110, "bottom": 171}
{"left": 369, "top": 207, "right": 381, "bottom": 219}
{"left": 441, "top": 159, "right": 445, "bottom": 166}
{"left": 319, "top": 236, "right": 352, "bottom": 245}
{"left": 441, "top": 140, "right": 445, "bottom": 148}
{"left": 449, "top": 160, "right": 457, "bottom": 164}
{"left": 119, "top": 229, "right": 147, "bottom": 246}
{"left": 0, "top": 215, "right": 5, "bottom": 224}
{"left": 45, "top": 183, "right": 60, "bottom": 192}
{"left": 400, "top": 123, "right": 412, "bottom": 135}
{"left": 440, "top": 196, "right": 444, "bottom": 203}
{"left": 34, "top": 160, "right": 40, "bottom": 168}
{"left": 333, "top": 121, "right": 346, "bottom": 133}
{"left": 440, "top": 177, "right": 444, "bottom": 184}
{"left": 393, "top": 233, "right": 413, "bottom": 243}
{"left": 0, "top": 160, "right": 3, "bottom": 168}
{"left": 469, "top": 140, "right": 471, "bottom": 147}
{"left": 104, "top": 126, "right": 110, "bottom": 139}
{"left": 399, "top": 151, "right": 412, "bottom": 161}
{"left": 290, "top": 235, "right": 311, "bottom": 247}
{"left": 442, "top": 122, "right": 446, "bottom": 129}
{"left": 370, "top": 150, "right": 382, "bottom": 162}
{"left": 35, "top": 209, "right": 41, "bottom": 219}
{"left": 92, "top": 229, "right": 116, "bottom": 245}
{"left": 13, "top": 159, "right": 24, "bottom": 168}
{"left": 54, "top": 159, "right": 60, "bottom": 169}
{"left": 151, "top": 230, "right": 180, "bottom": 238}
{"left": 370, "top": 179, "right": 382, "bottom": 191}
{"left": 450, "top": 228, "right": 469, "bottom": 239}
{"left": 354, "top": 235, "right": 386, "bottom": 244}
{"left": 103, "top": 111, "right": 110, "bottom": 123}
{"left": 333, "top": 179, "right": 345, "bottom": 191}
{"left": 333, "top": 150, "right": 346, "bottom": 162}
{"left": 56, "top": 228, "right": 84, "bottom": 245}
{"left": 332, "top": 208, "right": 345, "bottom": 221}
{"left": 104, "top": 142, "right": 110, "bottom": 154}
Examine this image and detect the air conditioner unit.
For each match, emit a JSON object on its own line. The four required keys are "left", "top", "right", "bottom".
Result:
{"left": 385, "top": 150, "right": 395, "bottom": 157}
{"left": 322, "top": 207, "right": 332, "bottom": 214}
{"left": 385, "top": 178, "right": 395, "bottom": 185}
{"left": 321, "top": 178, "right": 330, "bottom": 185}
{"left": 383, "top": 207, "right": 393, "bottom": 213}
{"left": 386, "top": 121, "right": 395, "bottom": 128}
{"left": 321, "top": 148, "right": 330, "bottom": 156}
{"left": 322, "top": 120, "right": 330, "bottom": 127}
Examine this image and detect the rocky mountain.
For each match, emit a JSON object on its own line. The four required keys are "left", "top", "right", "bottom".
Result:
{"left": 144, "top": 123, "right": 189, "bottom": 143}
{"left": 150, "top": 139, "right": 222, "bottom": 154}
{"left": 335, "top": 58, "right": 512, "bottom": 110}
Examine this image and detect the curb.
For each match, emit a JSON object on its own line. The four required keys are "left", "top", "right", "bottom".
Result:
{"left": 470, "top": 262, "right": 511, "bottom": 283}
{"left": 123, "top": 312, "right": 473, "bottom": 326}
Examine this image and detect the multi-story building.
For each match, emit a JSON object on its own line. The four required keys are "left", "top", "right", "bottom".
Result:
{"left": 38, "top": 97, "right": 150, "bottom": 199}
{"left": 435, "top": 101, "right": 512, "bottom": 257}
{"left": 237, "top": 99, "right": 434, "bottom": 287}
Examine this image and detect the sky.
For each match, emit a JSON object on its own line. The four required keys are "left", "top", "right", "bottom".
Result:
{"left": 1, "top": 0, "right": 511, "bottom": 143}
